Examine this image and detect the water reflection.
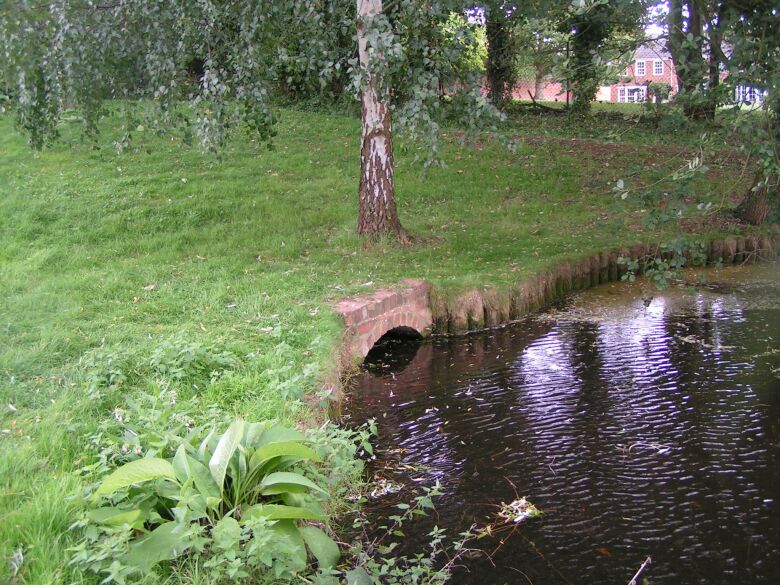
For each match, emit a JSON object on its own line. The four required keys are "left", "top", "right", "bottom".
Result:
{"left": 345, "top": 264, "right": 780, "bottom": 585}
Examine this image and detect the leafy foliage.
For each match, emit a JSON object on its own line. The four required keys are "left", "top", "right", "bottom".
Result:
{"left": 148, "top": 337, "right": 238, "bottom": 385}
{"left": 618, "top": 238, "right": 708, "bottom": 289}
{"left": 342, "top": 482, "right": 482, "bottom": 585}
{"left": 559, "top": 0, "right": 646, "bottom": 114}
{"left": 0, "top": 1, "right": 497, "bottom": 159}
{"left": 71, "top": 419, "right": 340, "bottom": 582}
{"left": 513, "top": 17, "right": 568, "bottom": 99}
{"left": 80, "top": 336, "right": 242, "bottom": 401}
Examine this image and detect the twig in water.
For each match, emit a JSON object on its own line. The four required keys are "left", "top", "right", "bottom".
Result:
{"left": 627, "top": 556, "right": 652, "bottom": 585}
{"left": 508, "top": 565, "right": 535, "bottom": 585}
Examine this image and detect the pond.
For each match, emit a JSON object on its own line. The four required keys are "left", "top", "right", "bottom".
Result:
{"left": 344, "top": 264, "right": 780, "bottom": 585}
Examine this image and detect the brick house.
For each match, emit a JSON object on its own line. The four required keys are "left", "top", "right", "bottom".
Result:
{"left": 605, "top": 42, "right": 679, "bottom": 103}
{"left": 512, "top": 42, "right": 679, "bottom": 104}
{"left": 511, "top": 41, "right": 762, "bottom": 106}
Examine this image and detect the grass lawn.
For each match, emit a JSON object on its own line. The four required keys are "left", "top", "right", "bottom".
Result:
{"left": 0, "top": 104, "right": 765, "bottom": 583}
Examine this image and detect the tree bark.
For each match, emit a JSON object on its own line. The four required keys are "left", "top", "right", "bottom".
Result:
{"left": 705, "top": 0, "right": 722, "bottom": 120}
{"left": 485, "top": 10, "right": 514, "bottom": 108}
{"left": 735, "top": 173, "right": 777, "bottom": 225}
{"left": 534, "top": 62, "right": 545, "bottom": 100}
{"left": 667, "top": 0, "right": 713, "bottom": 119}
{"left": 356, "top": 0, "right": 408, "bottom": 242}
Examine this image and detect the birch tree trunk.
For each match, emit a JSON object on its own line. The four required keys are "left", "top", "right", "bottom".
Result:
{"left": 356, "top": 0, "right": 408, "bottom": 242}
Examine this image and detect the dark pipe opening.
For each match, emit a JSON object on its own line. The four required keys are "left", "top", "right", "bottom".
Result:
{"left": 362, "top": 327, "right": 423, "bottom": 375}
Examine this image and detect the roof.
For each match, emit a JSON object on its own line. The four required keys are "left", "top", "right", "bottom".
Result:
{"left": 634, "top": 41, "right": 672, "bottom": 61}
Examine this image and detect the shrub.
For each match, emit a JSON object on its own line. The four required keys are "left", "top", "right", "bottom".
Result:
{"left": 71, "top": 420, "right": 339, "bottom": 582}
{"left": 148, "top": 338, "right": 239, "bottom": 385}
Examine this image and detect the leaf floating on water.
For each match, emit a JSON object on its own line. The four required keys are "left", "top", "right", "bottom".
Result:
{"left": 596, "top": 547, "right": 611, "bottom": 557}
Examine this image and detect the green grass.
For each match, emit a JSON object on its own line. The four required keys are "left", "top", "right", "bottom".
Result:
{"left": 0, "top": 104, "right": 762, "bottom": 583}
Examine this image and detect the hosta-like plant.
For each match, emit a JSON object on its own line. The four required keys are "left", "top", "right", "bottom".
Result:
{"left": 72, "top": 420, "right": 339, "bottom": 581}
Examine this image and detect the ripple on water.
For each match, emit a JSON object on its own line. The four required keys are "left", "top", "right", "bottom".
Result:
{"left": 346, "top": 264, "right": 780, "bottom": 584}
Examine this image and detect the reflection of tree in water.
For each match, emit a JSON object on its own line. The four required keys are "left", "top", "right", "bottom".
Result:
{"left": 349, "top": 320, "right": 554, "bottom": 537}
{"left": 345, "top": 273, "right": 780, "bottom": 584}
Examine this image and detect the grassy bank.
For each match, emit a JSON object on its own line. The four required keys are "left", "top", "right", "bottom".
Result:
{"left": 0, "top": 105, "right": 765, "bottom": 583}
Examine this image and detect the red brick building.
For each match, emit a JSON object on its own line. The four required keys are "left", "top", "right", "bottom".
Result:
{"left": 511, "top": 42, "right": 763, "bottom": 106}
{"left": 513, "top": 42, "right": 679, "bottom": 104}
{"left": 609, "top": 42, "right": 678, "bottom": 103}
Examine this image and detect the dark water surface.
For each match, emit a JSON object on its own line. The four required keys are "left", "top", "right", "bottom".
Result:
{"left": 344, "top": 264, "right": 780, "bottom": 585}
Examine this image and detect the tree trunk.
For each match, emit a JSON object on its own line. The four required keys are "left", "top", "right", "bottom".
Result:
{"left": 485, "top": 10, "right": 513, "bottom": 108}
{"left": 736, "top": 173, "right": 777, "bottom": 225}
{"left": 534, "top": 63, "right": 545, "bottom": 100}
{"left": 704, "top": 0, "right": 722, "bottom": 120}
{"left": 355, "top": 0, "right": 408, "bottom": 242}
{"left": 668, "top": 0, "right": 712, "bottom": 120}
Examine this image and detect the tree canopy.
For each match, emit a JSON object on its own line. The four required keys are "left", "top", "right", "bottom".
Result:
{"left": 1, "top": 0, "right": 505, "bottom": 239}
{"left": 0, "top": 1, "right": 494, "bottom": 151}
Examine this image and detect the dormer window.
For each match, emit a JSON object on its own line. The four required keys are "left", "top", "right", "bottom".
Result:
{"left": 653, "top": 60, "right": 664, "bottom": 75}
{"left": 635, "top": 61, "right": 646, "bottom": 76}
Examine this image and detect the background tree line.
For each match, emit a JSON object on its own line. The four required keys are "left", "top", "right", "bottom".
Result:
{"left": 0, "top": 0, "right": 777, "bottom": 233}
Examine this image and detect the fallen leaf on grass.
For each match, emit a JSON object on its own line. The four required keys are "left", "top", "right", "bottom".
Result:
{"left": 142, "top": 284, "right": 156, "bottom": 291}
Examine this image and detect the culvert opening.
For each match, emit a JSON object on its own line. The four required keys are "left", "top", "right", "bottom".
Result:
{"left": 362, "top": 327, "right": 423, "bottom": 375}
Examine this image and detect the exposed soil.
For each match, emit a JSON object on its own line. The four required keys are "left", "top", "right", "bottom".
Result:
{"left": 679, "top": 210, "right": 751, "bottom": 233}
{"left": 518, "top": 135, "right": 691, "bottom": 158}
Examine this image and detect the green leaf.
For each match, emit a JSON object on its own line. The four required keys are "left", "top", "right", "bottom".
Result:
{"left": 344, "top": 567, "right": 373, "bottom": 585}
{"left": 256, "top": 426, "right": 307, "bottom": 447}
{"left": 243, "top": 422, "right": 269, "bottom": 448}
{"left": 95, "top": 458, "right": 177, "bottom": 497}
{"left": 173, "top": 445, "right": 220, "bottom": 501}
{"left": 126, "top": 521, "right": 184, "bottom": 570}
{"left": 212, "top": 516, "right": 242, "bottom": 550}
{"left": 242, "top": 503, "right": 325, "bottom": 521}
{"left": 87, "top": 507, "right": 144, "bottom": 527}
{"left": 248, "top": 441, "right": 321, "bottom": 472}
{"left": 299, "top": 525, "right": 340, "bottom": 569}
{"left": 260, "top": 471, "right": 327, "bottom": 496}
{"left": 198, "top": 429, "right": 216, "bottom": 461}
{"left": 238, "top": 446, "right": 248, "bottom": 478}
{"left": 269, "top": 520, "right": 307, "bottom": 573}
{"left": 282, "top": 492, "right": 326, "bottom": 518}
{"left": 209, "top": 420, "right": 245, "bottom": 493}
{"left": 172, "top": 445, "right": 190, "bottom": 483}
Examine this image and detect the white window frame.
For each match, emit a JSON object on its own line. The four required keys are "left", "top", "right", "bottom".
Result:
{"left": 635, "top": 60, "right": 646, "bottom": 76}
{"left": 735, "top": 85, "right": 765, "bottom": 104}
{"left": 618, "top": 85, "right": 647, "bottom": 103}
{"left": 653, "top": 60, "right": 664, "bottom": 75}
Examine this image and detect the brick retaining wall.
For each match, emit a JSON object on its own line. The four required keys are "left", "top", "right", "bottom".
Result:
{"left": 332, "top": 235, "right": 780, "bottom": 365}
{"left": 334, "top": 279, "right": 434, "bottom": 363}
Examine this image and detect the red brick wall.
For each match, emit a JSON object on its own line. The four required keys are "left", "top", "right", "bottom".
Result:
{"left": 334, "top": 280, "right": 433, "bottom": 362}
{"left": 512, "top": 79, "right": 572, "bottom": 102}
